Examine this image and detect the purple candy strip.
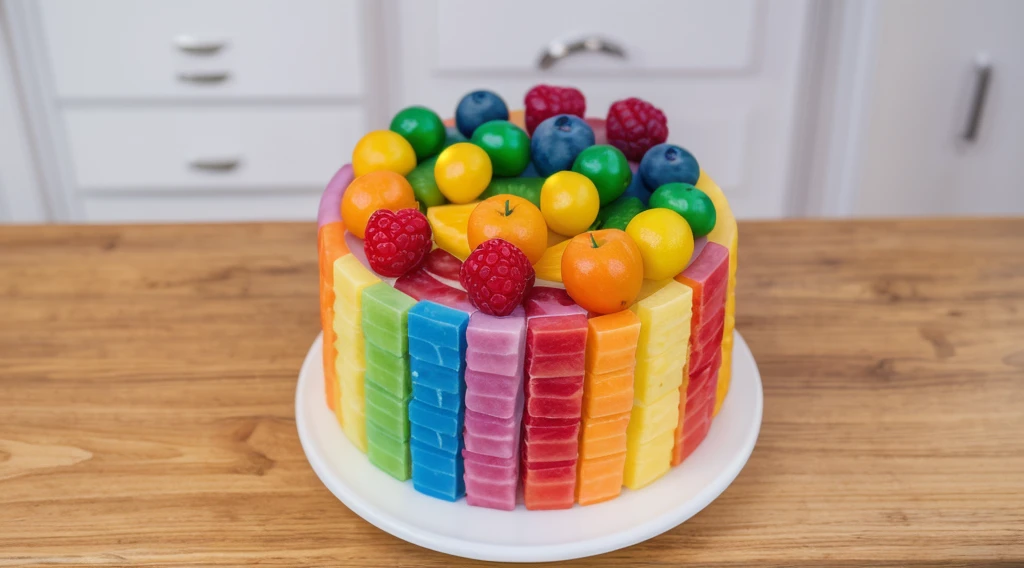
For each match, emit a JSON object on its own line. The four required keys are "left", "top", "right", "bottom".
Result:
{"left": 317, "top": 163, "right": 353, "bottom": 228}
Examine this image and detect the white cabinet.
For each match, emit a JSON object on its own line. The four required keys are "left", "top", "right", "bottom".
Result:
{"left": 38, "top": 0, "right": 364, "bottom": 99}
{"left": 7, "top": 0, "right": 369, "bottom": 223}
{"left": 391, "top": 0, "right": 812, "bottom": 220}
{"left": 848, "top": 0, "right": 1024, "bottom": 217}
{"left": 431, "top": 0, "right": 759, "bottom": 73}
{"left": 63, "top": 107, "right": 362, "bottom": 191}
{"left": 7, "top": 0, "right": 815, "bottom": 222}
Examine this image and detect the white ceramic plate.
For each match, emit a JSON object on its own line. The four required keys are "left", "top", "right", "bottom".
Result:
{"left": 296, "top": 331, "right": 762, "bottom": 563}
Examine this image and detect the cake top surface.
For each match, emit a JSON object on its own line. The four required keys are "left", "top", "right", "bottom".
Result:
{"left": 322, "top": 85, "right": 735, "bottom": 320}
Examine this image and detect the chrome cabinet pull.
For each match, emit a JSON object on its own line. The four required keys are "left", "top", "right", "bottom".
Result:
{"left": 174, "top": 35, "right": 227, "bottom": 54}
{"left": 177, "top": 70, "right": 230, "bottom": 83}
{"left": 189, "top": 156, "right": 240, "bottom": 171}
{"left": 962, "top": 52, "right": 992, "bottom": 142}
{"left": 537, "top": 36, "right": 627, "bottom": 70}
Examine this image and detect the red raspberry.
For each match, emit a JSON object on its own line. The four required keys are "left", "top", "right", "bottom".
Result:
{"left": 363, "top": 208, "right": 432, "bottom": 277}
{"left": 524, "top": 85, "right": 586, "bottom": 135}
{"left": 605, "top": 98, "right": 669, "bottom": 161}
{"left": 459, "top": 239, "right": 536, "bottom": 316}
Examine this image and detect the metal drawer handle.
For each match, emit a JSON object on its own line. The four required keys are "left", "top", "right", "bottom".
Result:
{"left": 174, "top": 35, "right": 227, "bottom": 54}
{"left": 537, "top": 35, "right": 627, "bottom": 70}
{"left": 190, "top": 156, "right": 240, "bottom": 171}
{"left": 962, "top": 52, "right": 992, "bottom": 142}
{"left": 177, "top": 70, "right": 230, "bottom": 83}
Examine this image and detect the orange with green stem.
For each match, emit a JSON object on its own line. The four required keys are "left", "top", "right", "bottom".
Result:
{"left": 561, "top": 229, "right": 645, "bottom": 314}
{"left": 467, "top": 194, "right": 548, "bottom": 263}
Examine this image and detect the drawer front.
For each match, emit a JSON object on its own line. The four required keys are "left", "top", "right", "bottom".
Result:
{"left": 81, "top": 192, "right": 320, "bottom": 222}
{"left": 433, "top": 0, "right": 758, "bottom": 73}
{"left": 63, "top": 106, "right": 363, "bottom": 190}
{"left": 395, "top": 0, "right": 810, "bottom": 219}
{"left": 38, "top": 0, "right": 363, "bottom": 99}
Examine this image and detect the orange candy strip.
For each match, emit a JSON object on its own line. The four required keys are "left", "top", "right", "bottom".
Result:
{"left": 576, "top": 310, "right": 640, "bottom": 505}
{"left": 576, "top": 452, "right": 628, "bottom": 506}
{"left": 318, "top": 221, "right": 350, "bottom": 413}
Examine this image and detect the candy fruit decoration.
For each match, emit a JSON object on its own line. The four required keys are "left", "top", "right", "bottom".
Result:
{"left": 620, "top": 166, "right": 651, "bottom": 205}
{"left": 434, "top": 142, "right": 493, "bottom": 204}
{"left": 532, "top": 239, "right": 571, "bottom": 282}
{"left": 455, "top": 90, "right": 509, "bottom": 138}
{"left": 540, "top": 171, "right": 600, "bottom": 237}
{"left": 351, "top": 130, "right": 417, "bottom": 177}
{"left": 591, "top": 196, "right": 646, "bottom": 231}
{"left": 561, "top": 229, "right": 644, "bottom": 314}
{"left": 625, "top": 208, "right": 694, "bottom": 280}
{"left": 479, "top": 177, "right": 544, "bottom": 208}
{"left": 460, "top": 238, "right": 536, "bottom": 316}
{"left": 649, "top": 182, "right": 717, "bottom": 237}
{"left": 405, "top": 156, "right": 447, "bottom": 210}
{"left": 426, "top": 202, "right": 478, "bottom": 260}
{"left": 571, "top": 144, "right": 632, "bottom": 205}
{"left": 606, "top": 98, "right": 668, "bottom": 162}
{"left": 524, "top": 84, "right": 586, "bottom": 135}
{"left": 470, "top": 120, "right": 531, "bottom": 177}
{"left": 467, "top": 195, "right": 548, "bottom": 264}
{"left": 390, "top": 106, "right": 446, "bottom": 160}
{"left": 530, "top": 114, "right": 596, "bottom": 176}
{"left": 340, "top": 170, "right": 418, "bottom": 239}
{"left": 444, "top": 126, "right": 468, "bottom": 147}
{"left": 639, "top": 143, "right": 700, "bottom": 190}
{"left": 364, "top": 208, "right": 432, "bottom": 277}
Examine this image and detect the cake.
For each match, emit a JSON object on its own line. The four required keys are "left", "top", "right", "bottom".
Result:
{"left": 316, "top": 86, "right": 738, "bottom": 510}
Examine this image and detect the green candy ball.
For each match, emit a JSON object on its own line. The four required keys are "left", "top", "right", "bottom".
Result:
{"left": 649, "top": 182, "right": 717, "bottom": 237}
{"left": 390, "top": 106, "right": 446, "bottom": 160}
{"left": 469, "top": 120, "right": 531, "bottom": 177}
{"left": 405, "top": 155, "right": 447, "bottom": 210}
{"left": 571, "top": 144, "right": 631, "bottom": 206}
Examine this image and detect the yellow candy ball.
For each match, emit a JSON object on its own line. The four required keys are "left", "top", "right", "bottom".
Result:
{"left": 540, "top": 171, "right": 600, "bottom": 237}
{"left": 434, "top": 143, "right": 493, "bottom": 204}
{"left": 625, "top": 208, "right": 695, "bottom": 280}
{"left": 352, "top": 130, "right": 417, "bottom": 177}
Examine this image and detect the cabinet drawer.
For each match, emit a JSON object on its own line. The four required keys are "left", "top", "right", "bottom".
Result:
{"left": 432, "top": 0, "right": 758, "bottom": 73}
{"left": 81, "top": 192, "right": 320, "bottom": 222}
{"left": 38, "top": 0, "right": 363, "bottom": 99}
{"left": 63, "top": 106, "right": 363, "bottom": 190}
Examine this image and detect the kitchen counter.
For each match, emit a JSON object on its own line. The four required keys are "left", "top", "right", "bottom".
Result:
{"left": 1, "top": 219, "right": 1022, "bottom": 566}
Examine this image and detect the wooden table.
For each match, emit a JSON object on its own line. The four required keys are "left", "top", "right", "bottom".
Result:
{"left": 2, "top": 219, "right": 1022, "bottom": 566}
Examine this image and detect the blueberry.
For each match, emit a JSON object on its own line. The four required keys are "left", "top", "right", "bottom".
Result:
{"left": 519, "top": 161, "right": 539, "bottom": 178}
{"left": 620, "top": 168, "right": 651, "bottom": 206}
{"left": 530, "top": 115, "right": 595, "bottom": 177}
{"left": 455, "top": 90, "right": 509, "bottom": 138}
{"left": 638, "top": 143, "right": 700, "bottom": 191}
{"left": 444, "top": 125, "right": 468, "bottom": 148}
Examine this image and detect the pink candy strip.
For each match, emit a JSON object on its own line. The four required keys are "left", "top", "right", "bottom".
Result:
{"left": 317, "top": 164, "right": 353, "bottom": 228}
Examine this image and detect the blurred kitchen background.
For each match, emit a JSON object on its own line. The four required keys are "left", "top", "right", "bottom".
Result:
{"left": 0, "top": 0, "right": 1021, "bottom": 224}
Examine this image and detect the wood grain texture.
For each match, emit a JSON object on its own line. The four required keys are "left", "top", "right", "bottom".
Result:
{"left": 1, "top": 219, "right": 1022, "bottom": 567}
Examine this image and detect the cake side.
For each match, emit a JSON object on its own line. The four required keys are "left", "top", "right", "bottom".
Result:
{"left": 315, "top": 88, "right": 737, "bottom": 510}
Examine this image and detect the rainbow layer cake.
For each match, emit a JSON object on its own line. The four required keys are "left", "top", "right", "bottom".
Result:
{"left": 316, "top": 86, "right": 738, "bottom": 510}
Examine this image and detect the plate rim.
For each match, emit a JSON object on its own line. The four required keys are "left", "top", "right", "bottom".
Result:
{"left": 296, "top": 331, "right": 762, "bottom": 562}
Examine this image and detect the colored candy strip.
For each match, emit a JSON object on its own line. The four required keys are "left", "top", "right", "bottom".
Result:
{"left": 407, "top": 301, "right": 470, "bottom": 501}
{"left": 673, "top": 242, "right": 729, "bottom": 465}
{"left": 577, "top": 309, "right": 641, "bottom": 506}
{"left": 318, "top": 221, "right": 350, "bottom": 413}
{"left": 333, "top": 254, "right": 382, "bottom": 453}
{"left": 624, "top": 280, "right": 692, "bottom": 489}
{"left": 362, "top": 283, "right": 416, "bottom": 481}
{"left": 462, "top": 307, "right": 526, "bottom": 510}
{"left": 521, "top": 287, "right": 588, "bottom": 510}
